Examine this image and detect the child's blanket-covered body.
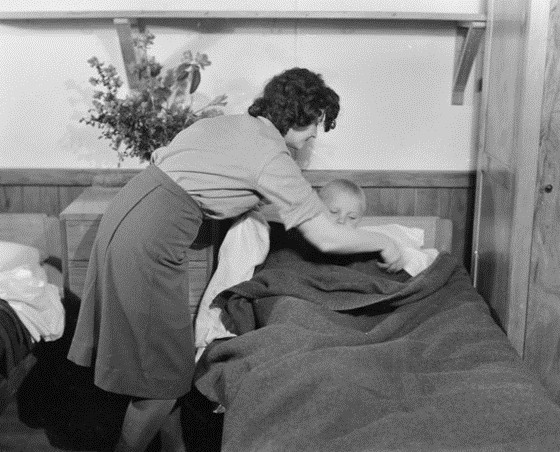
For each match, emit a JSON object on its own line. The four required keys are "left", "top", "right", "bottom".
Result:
{"left": 195, "top": 248, "right": 560, "bottom": 452}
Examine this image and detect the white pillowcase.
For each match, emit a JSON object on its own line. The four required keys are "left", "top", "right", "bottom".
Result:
{"left": 359, "top": 224, "right": 425, "bottom": 249}
{"left": 0, "top": 241, "right": 41, "bottom": 272}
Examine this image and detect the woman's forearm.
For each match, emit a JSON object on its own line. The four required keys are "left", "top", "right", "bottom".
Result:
{"left": 297, "top": 213, "right": 391, "bottom": 254}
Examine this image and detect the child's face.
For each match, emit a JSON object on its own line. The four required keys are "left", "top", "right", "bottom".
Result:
{"left": 322, "top": 191, "right": 364, "bottom": 228}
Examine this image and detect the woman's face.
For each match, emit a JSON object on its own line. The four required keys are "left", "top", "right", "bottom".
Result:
{"left": 284, "top": 123, "right": 318, "bottom": 152}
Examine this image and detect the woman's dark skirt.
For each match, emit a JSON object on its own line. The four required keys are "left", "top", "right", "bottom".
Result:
{"left": 67, "top": 165, "right": 203, "bottom": 399}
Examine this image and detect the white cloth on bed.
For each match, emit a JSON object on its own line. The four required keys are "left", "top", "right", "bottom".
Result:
{"left": 0, "top": 241, "right": 41, "bottom": 272}
{"left": 0, "top": 264, "right": 64, "bottom": 342}
{"left": 359, "top": 224, "right": 439, "bottom": 277}
{"left": 194, "top": 216, "right": 439, "bottom": 356}
{"left": 194, "top": 210, "right": 270, "bottom": 359}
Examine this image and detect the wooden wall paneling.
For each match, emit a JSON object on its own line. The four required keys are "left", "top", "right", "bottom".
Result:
{"left": 440, "top": 187, "right": 475, "bottom": 270}
{"left": 394, "top": 188, "right": 417, "bottom": 216}
{"left": 0, "top": 187, "right": 8, "bottom": 211}
{"left": 303, "top": 170, "right": 473, "bottom": 189}
{"left": 414, "top": 188, "right": 441, "bottom": 215}
{"left": 0, "top": 168, "right": 138, "bottom": 187}
{"left": 0, "top": 169, "right": 474, "bottom": 190}
{"left": 21, "top": 186, "right": 60, "bottom": 216}
{"left": 0, "top": 186, "right": 24, "bottom": 212}
{"left": 362, "top": 188, "right": 385, "bottom": 214}
{"left": 59, "top": 186, "right": 88, "bottom": 212}
{"left": 0, "top": 168, "right": 476, "bottom": 270}
{"left": 362, "top": 188, "right": 416, "bottom": 216}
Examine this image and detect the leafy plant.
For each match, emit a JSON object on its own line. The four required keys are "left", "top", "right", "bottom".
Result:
{"left": 81, "top": 31, "right": 227, "bottom": 165}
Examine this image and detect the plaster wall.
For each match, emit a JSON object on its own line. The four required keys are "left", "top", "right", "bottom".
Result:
{"left": 0, "top": 0, "right": 484, "bottom": 169}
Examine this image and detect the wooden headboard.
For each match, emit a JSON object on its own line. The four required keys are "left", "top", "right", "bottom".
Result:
{"left": 0, "top": 213, "right": 63, "bottom": 290}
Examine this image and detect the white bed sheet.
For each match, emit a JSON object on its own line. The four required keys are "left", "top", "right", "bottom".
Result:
{"left": 0, "top": 241, "right": 64, "bottom": 342}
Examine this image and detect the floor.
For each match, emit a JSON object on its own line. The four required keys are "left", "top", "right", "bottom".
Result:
{"left": 0, "top": 292, "right": 222, "bottom": 452}
{"left": 0, "top": 294, "right": 128, "bottom": 452}
{"left": 0, "top": 398, "right": 94, "bottom": 452}
{"left": 0, "top": 378, "right": 222, "bottom": 452}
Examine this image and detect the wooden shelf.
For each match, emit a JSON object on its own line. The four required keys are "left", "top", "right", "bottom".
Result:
{"left": 0, "top": 9, "right": 486, "bottom": 105}
{"left": 0, "top": 10, "right": 486, "bottom": 22}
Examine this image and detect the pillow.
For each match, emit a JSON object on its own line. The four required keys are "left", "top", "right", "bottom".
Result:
{"left": 0, "top": 241, "right": 41, "bottom": 272}
{"left": 359, "top": 224, "right": 425, "bottom": 249}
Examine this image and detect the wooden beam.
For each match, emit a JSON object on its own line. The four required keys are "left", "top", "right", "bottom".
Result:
{"left": 0, "top": 168, "right": 476, "bottom": 188}
{"left": 452, "top": 21, "right": 486, "bottom": 105}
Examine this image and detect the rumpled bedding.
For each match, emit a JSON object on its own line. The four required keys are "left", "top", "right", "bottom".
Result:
{"left": 195, "top": 244, "right": 560, "bottom": 451}
{"left": 0, "top": 264, "right": 64, "bottom": 342}
{"left": 194, "top": 216, "right": 438, "bottom": 356}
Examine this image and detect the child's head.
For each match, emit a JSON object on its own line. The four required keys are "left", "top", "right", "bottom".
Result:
{"left": 318, "top": 179, "right": 366, "bottom": 228}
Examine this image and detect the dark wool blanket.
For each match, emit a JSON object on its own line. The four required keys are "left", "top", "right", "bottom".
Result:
{"left": 0, "top": 297, "right": 33, "bottom": 380}
{"left": 195, "top": 249, "right": 560, "bottom": 452}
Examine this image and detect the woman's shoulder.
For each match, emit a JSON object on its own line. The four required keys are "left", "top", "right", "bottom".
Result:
{"left": 163, "top": 113, "right": 290, "bottom": 169}
{"left": 196, "top": 114, "right": 282, "bottom": 141}
{"left": 197, "top": 113, "right": 265, "bottom": 128}
{"left": 230, "top": 114, "right": 289, "bottom": 157}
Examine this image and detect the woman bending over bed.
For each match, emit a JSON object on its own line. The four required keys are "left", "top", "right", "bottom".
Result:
{"left": 67, "top": 67, "right": 406, "bottom": 452}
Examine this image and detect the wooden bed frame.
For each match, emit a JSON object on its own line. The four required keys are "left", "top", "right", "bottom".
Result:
{"left": 0, "top": 213, "right": 63, "bottom": 414}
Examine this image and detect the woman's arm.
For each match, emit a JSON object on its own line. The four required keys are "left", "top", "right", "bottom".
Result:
{"left": 297, "top": 213, "right": 405, "bottom": 272}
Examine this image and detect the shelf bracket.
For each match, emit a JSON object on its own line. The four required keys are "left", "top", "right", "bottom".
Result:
{"left": 452, "top": 21, "right": 485, "bottom": 105}
{"left": 113, "top": 18, "right": 144, "bottom": 91}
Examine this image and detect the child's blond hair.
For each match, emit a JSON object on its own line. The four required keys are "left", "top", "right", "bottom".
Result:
{"left": 318, "top": 179, "right": 367, "bottom": 214}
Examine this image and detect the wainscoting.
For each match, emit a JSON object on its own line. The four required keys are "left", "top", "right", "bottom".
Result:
{"left": 0, "top": 168, "right": 476, "bottom": 270}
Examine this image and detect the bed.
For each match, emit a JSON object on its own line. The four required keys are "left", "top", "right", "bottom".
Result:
{"left": 192, "top": 215, "right": 560, "bottom": 451}
{"left": 0, "top": 213, "right": 64, "bottom": 415}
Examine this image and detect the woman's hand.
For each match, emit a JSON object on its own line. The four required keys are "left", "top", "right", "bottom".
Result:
{"left": 376, "top": 237, "right": 406, "bottom": 273}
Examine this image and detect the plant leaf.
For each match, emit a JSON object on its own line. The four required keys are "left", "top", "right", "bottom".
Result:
{"left": 176, "top": 63, "right": 191, "bottom": 82}
{"left": 207, "top": 94, "right": 228, "bottom": 107}
{"left": 189, "top": 68, "right": 201, "bottom": 94}
{"left": 81, "top": 33, "right": 226, "bottom": 163}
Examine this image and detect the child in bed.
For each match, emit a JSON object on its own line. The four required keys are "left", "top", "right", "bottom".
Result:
{"left": 318, "top": 178, "right": 367, "bottom": 228}
{"left": 318, "top": 179, "right": 437, "bottom": 275}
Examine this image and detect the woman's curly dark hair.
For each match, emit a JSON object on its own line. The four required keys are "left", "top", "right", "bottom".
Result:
{"left": 248, "top": 68, "right": 340, "bottom": 136}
